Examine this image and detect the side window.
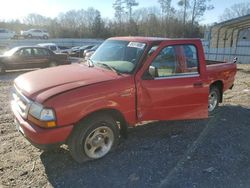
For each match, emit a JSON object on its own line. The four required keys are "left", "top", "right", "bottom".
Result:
{"left": 42, "top": 49, "right": 50, "bottom": 56}
{"left": 183, "top": 45, "right": 198, "bottom": 73}
{"left": 19, "top": 48, "right": 32, "bottom": 57}
{"left": 149, "top": 45, "right": 159, "bottom": 55}
{"left": 33, "top": 48, "right": 49, "bottom": 56}
{"left": 150, "top": 44, "right": 199, "bottom": 78}
{"left": 151, "top": 46, "right": 177, "bottom": 77}
{"left": 147, "top": 45, "right": 159, "bottom": 59}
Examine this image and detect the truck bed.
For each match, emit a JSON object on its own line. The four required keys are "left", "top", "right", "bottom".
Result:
{"left": 206, "top": 60, "right": 237, "bottom": 91}
{"left": 206, "top": 60, "right": 228, "bottom": 65}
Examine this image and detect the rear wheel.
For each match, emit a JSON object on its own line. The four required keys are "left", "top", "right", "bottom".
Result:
{"left": 27, "top": 34, "right": 32, "bottom": 38}
{"left": 208, "top": 86, "right": 220, "bottom": 114}
{"left": 68, "top": 114, "right": 119, "bottom": 163}
{"left": 48, "top": 62, "right": 58, "bottom": 67}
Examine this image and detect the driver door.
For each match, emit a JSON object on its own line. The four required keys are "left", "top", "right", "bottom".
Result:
{"left": 136, "top": 40, "right": 208, "bottom": 121}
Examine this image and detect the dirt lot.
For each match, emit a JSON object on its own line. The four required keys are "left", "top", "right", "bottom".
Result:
{"left": 0, "top": 65, "right": 250, "bottom": 188}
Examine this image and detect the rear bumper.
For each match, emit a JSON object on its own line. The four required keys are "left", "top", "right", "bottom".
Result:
{"left": 11, "top": 101, "right": 73, "bottom": 146}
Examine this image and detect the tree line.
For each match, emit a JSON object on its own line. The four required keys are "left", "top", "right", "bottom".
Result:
{"left": 0, "top": 1, "right": 248, "bottom": 39}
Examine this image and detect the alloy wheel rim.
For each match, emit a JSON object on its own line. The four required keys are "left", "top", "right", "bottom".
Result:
{"left": 84, "top": 125, "right": 114, "bottom": 159}
{"left": 208, "top": 91, "right": 218, "bottom": 112}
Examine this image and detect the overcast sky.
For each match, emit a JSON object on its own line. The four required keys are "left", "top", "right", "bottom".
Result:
{"left": 0, "top": 0, "right": 249, "bottom": 24}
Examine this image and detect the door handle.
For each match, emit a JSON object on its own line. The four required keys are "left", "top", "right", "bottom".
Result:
{"left": 193, "top": 82, "right": 203, "bottom": 88}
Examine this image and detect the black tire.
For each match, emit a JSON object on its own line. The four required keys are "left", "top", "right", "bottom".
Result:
{"left": 208, "top": 86, "right": 220, "bottom": 115}
{"left": 28, "top": 34, "right": 32, "bottom": 38}
{"left": 0, "top": 64, "right": 5, "bottom": 75}
{"left": 68, "top": 114, "right": 119, "bottom": 163}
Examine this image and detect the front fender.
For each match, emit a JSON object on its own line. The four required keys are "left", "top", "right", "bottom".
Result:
{"left": 44, "top": 77, "right": 136, "bottom": 126}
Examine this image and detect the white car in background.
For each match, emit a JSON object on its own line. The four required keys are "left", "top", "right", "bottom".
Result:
{"left": 0, "top": 29, "right": 17, "bottom": 39}
{"left": 37, "top": 43, "right": 60, "bottom": 53}
{"left": 20, "top": 29, "right": 49, "bottom": 39}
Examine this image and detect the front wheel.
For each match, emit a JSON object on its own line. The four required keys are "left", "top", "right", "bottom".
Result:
{"left": 208, "top": 86, "right": 220, "bottom": 114}
{"left": 68, "top": 114, "right": 119, "bottom": 163}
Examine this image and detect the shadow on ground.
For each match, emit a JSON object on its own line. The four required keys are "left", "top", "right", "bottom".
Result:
{"left": 40, "top": 105, "right": 250, "bottom": 188}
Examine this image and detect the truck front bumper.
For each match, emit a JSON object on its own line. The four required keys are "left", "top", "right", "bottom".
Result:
{"left": 11, "top": 101, "right": 73, "bottom": 147}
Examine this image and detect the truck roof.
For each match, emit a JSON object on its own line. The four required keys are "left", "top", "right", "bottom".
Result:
{"left": 108, "top": 36, "right": 201, "bottom": 43}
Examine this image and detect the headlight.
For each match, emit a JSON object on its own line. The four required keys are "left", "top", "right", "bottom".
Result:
{"left": 29, "top": 102, "right": 43, "bottom": 119}
{"left": 28, "top": 102, "right": 56, "bottom": 128}
{"left": 40, "top": 109, "right": 55, "bottom": 121}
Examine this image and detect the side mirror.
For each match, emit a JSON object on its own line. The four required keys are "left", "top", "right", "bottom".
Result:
{"left": 149, "top": 65, "right": 157, "bottom": 78}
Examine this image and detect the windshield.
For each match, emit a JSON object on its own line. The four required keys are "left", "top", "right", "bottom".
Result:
{"left": 90, "top": 40, "right": 146, "bottom": 74}
{"left": 3, "top": 47, "right": 20, "bottom": 56}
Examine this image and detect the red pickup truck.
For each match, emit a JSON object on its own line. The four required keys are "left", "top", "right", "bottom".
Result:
{"left": 11, "top": 37, "right": 236, "bottom": 163}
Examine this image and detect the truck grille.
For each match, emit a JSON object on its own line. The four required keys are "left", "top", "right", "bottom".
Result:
{"left": 12, "top": 86, "right": 31, "bottom": 119}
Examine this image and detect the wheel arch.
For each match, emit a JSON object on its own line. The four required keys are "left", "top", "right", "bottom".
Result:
{"left": 210, "top": 80, "right": 223, "bottom": 102}
{"left": 69, "top": 108, "right": 128, "bottom": 141}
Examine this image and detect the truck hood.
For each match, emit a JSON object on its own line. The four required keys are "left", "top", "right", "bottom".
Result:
{"left": 14, "top": 63, "right": 120, "bottom": 103}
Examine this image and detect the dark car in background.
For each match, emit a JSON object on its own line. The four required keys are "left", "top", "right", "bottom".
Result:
{"left": 69, "top": 45, "right": 94, "bottom": 58}
{"left": 0, "top": 46, "right": 70, "bottom": 74}
{"left": 58, "top": 46, "right": 72, "bottom": 54}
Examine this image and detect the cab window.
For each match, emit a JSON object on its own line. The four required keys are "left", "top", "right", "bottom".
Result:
{"left": 150, "top": 44, "right": 199, "bottom": 78}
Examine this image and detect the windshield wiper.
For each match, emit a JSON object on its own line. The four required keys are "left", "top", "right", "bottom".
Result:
{"left": 96, "top": 63, "right": 121, "bottom": 75}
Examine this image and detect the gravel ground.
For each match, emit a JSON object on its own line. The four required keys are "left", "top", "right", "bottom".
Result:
{"left": 0, "top": 65, "right": 249, "bottom": 188}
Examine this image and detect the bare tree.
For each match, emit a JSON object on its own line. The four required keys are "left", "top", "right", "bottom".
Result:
{"left": 2, "top": 3, "right": 206, "bottom": 39}
{"left": 124, "top": 0, "right": 139, "bottom": 21}
{"left": 220, "top": 2, "right": 250, "bottom": 21}
{"left": 113, "top": 0, "right": 125, "bottom": 23}
{"left": 158, "top": 0, "right": 175, "bottom": 19}
{"left": 178, "top": 0, "right": 189, "bottom": 25}
{"left": 57, "top": 8, "right": 101, "bottom": 38}
{"left": 133, "top": 7, "right": 159, "bottom": 21}
{"left": 23, "top": 13, "right": 51, "bottom": 26}
{"left": 190, "top": 0, "right": 213, "bottom": 26}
